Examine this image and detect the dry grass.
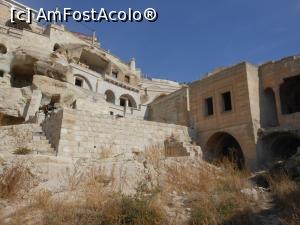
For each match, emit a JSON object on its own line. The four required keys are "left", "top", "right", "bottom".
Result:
{"left": 164, "top": 160, "right": 260, "bottom": 225}
{"left": 2, "top": 165, "right": 166, "bottom": 225}
{"left": 0, "top": 161, "right": 35, "bottom": 198}
{"left": 268, "top": 175, "right": 300, "bottom": 225}
{"left": 144, "top": 144, "right": 164, "bottom": 170}
{"left": 3, "top": 148, "right": 300, "bottom": 225}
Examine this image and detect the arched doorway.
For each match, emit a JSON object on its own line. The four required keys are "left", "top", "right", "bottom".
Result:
{"left": 0, "top": 44, "right": 7, "bottom": 54}
{"left": 5, "top": 19, "right": 32, "bottom": 30}
{"left": 105, "top": 90, "right": 116, "bottom": 104}
{"left": 205, "top": 132, "right": 245, "bottom": 169}
{"left": 119, "top": 94, "right": 137, "bottom": 108}
{"left": 263, "top": 88, "right": 279, "bottom": 127}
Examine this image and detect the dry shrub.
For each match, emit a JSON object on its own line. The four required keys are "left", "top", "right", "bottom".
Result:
{"left": 165, "top": 160, "right": 259, "bottom": 225}
{"left": 0, "top": 161, "right": 34, "bottom": 198}
{"left": 144, "top": 144, "right": 164, "bottom": 170}
{"left": 13, "top": 147, "right": 32, "bottom": 155}
{"left": 27, "top": 166, "right": 168, "bottom": 225}
{"left": 41, "top": 194, "right": 167, "bottom": 225}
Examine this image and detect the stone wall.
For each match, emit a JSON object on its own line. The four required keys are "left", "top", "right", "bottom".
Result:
{"left": 148, "top": 87, "right": 190, "bottom": 126}
{"left": 56, "top": 108, "right": 198, "bottom": 158}
{"left": 259, "top": 56, "right": 300, "bottom": 129}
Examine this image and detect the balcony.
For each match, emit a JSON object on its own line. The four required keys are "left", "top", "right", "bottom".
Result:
{"left": 103, "top": 74, "right": 139, "bottom": 92}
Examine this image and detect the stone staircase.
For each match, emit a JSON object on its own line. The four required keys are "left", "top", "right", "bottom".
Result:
{"left": 164, "top": 136, "right": 202, "bottom": 157}
{"left": 0, "top": 124, "right": 55, "bottom": 155}
{"left": 30, "top": 125, "right": 56, "bottom": 155}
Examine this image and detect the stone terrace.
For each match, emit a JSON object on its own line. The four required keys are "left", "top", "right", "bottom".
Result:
{"left": 48, "top": 109, "right": 199, "bottom": 158}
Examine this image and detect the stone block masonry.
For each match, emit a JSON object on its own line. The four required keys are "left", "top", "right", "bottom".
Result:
{"left": 52, "top": 108, "right": 199, "bottom": 158}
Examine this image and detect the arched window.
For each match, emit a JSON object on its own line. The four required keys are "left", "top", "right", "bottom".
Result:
{"left": 105, "top": 90, "right": 116, "bottom": 104}
{"left": 119, "top": 94, "right": 137, "bottom": 108}
{"left": 5, "top": 19, "right": 32, "bottom": 30}
{"left": 0, "top": 44, "right": 7, "bottom": 54}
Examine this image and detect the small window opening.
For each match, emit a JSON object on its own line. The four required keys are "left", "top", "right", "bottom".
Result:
{"left": 222, "top": 91, "right": 232, "bottom": 112}
{"left": 120, "top": 98, "right": 126, "bottom": 107}
{"left": 205, "top": 97, "right": 214, "bottom": 116}
{"left": 110, "top": 111, "right": 114, "bottom": 115}
{"left": 125, "top": 75, "right": 130, "bottom": 83}
{"left": 112, "top": 71, "right": 118, "bottom": 79}
{"left": 0, "top": 71, "right": 4, "bottom": 77}
{"left": 75, "top": 78, "right": 83, "bottom": 87}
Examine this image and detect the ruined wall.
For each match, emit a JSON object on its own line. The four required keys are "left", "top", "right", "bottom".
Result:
{"left": 189, "top": 62, "right": 259, "bottom": 169}
{"left": 259, "top": 56, "right": 300, "bottom": 129}
{"left": 148, "top": 87, "right": 190, "bottom": 126}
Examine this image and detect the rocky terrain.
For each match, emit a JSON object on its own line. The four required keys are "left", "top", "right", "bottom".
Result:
{"left": 0, "top": 147, "right": 299, "bottom": 225}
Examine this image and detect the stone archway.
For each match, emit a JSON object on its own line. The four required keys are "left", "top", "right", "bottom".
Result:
{"left": 105, "top": 90, "right": 116, "bottom": 104}
{"left": 260, "top": 132, "right": 300, "bottom": 164}
{"left": 204, "top": 132, "right": 245, "bottom": 169}
{"left": 119, "top": 94, "right": 137, "bottom": 108}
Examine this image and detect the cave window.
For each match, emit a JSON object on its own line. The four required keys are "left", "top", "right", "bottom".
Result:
{"left": 0, "top": 71, "right": 3, "bottom": 78}
{"left": 222, "top": 91, "right": 232, "bottom": 112}
{"left": 205, "top": 97, "right": 214, "bottom": 116}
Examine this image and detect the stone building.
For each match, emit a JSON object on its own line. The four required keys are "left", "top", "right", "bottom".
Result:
{"left": 0, "top": 0, "right": 299, "bottom": 170}
{"left": 149, "top": 57, "right": 300, "bottom": 169}
{"left": 0, "top": 0, "right": 181, "bottom": 119}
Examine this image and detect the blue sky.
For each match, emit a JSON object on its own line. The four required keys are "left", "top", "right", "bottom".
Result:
{"left": 20, "top": 0, "right": 300, "bottom": 83}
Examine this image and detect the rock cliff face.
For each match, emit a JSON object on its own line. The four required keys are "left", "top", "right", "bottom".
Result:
{"left": 0, "top": 87, "right": 32, "bottom": 121}
{"left": 0, "top": 46, "right": 109, "bottom": 125}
